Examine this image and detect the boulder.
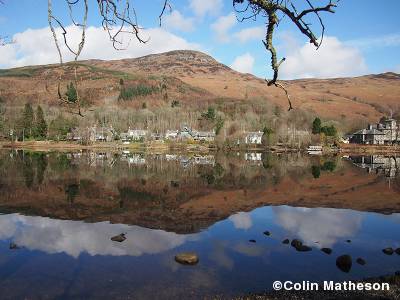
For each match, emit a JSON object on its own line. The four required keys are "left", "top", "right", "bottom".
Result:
{"left": 263, "top": 231, "right": 271, "bottom": 236}
{"left": 111, "top": 233, "right": 126, "bottom": 243}
{"left": 296, "top": 245, "right": 312, "bottom": 252}
{"left": 321, "top": 248, "right": 332, "bottom": 255}
{"left": 249, "top": 239, "right": 256, "bottom": 243}
{"left": 382, "top": 247, "right": 394, "bottom": 255}
{"left": 336, "top": 255, "right": 352, "bottom": 273}
{"left": 282, "top": 239, "right": 290, "bottom": 244}
{"left": 291, "top": 239, "right": 302, "bottom": 249}
{"left": 395, "top": 248, "right": 400, "bottom": 255}
{"left": 175, "top": 252, "right": 199, "bottom": 265}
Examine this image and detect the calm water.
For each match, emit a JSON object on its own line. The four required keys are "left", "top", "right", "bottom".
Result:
{"left": 0, "top": 150, "right": 399, "bottom": 299}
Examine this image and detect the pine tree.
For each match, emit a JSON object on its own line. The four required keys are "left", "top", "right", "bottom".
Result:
{"left": 65, "top": 82, "right": 78, "bottom": 103}
{"left": 34, "top": 105, "right": 47, "bottom": 140}
{"left": 312, "top": 117, "right": 322, "bottom": 134}
{"left": 21, "top": 103, "right": 34, "bottom": 139}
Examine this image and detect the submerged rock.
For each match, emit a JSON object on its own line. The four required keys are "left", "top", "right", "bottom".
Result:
{"left": 282, "top": 239, "right": 290, "bottom": 244}
{"left": 336, "top": 255, "right": 352, "bottom": 273}
{"left": 263, "top": 231, "right": 271, "bottom": 236}
{"left": 346, "top": 240, "right": 351, "bottom": 243}
{"left": 382, "top": 247, "right": 394, "bottom": 255}
{"left": 296, "top": 245, "right": 312, "bottom": 252}
{"left": 111, "top": 233, "right": 126, "bottom": 243}
{"left": 356, "top": 258, "right": 366, "bottom": 266}
{"left": 291, "top": 239, "right": 302, "bottom": 249}
{"left": 175, "top": 252, "right": 199, "bottom": 265}
{"left": 321, "top": 248, "right": 332, "bottom": 255}
{"left": 395, "top": 248, "right": 400, "bottom": 255}
{"left": 249, "top": 239, "right": 256, "bottom": 243}
{"left": 9, "top": 242, "right": 19, "bottom": 250}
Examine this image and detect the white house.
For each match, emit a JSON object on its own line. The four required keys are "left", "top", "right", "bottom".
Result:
{"left": 165, "top": 130, "right": 179, "bottom": 140}
{"left": 121, "top": 128, "right": 148, "bottom": 142}
{"left": 245, "top": 131, "right": 263, "bottom": 144}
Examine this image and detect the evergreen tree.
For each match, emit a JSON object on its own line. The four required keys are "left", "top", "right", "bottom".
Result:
{"left": 65, "top": 82, "right": 78, "bottom": 103}
{"left": 21, "top": 103, "right": 34, "bottom": 139}
{"left": 34, "top": 105, "right": 47, "bottom": 140}
{"left": 312, "top": 117, "right": 322, "bottom": 134}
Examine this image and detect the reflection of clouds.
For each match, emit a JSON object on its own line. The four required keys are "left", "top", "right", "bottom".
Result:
{"left": 209, "top": 240, "right": 234, "bottom": 270}
{"left": 233, "top": 242, "right": 264, "bottom": 257}
{"left": 0, "top": 214, "right": 198, "bottom": 258}
{"left": 229, "top": 212, "right": 252, "bottom": 230}
{"left": 272, "top": 206, "right": 363, "bottom": 247}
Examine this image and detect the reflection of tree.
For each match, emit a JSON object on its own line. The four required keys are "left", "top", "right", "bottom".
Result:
{"left": 65, "top": 183, "right": 79, "bottom": 205}
{"left": 22, "top": 154, "right": 34, "bottom": 188}
{"left": 311, "top": 166, "right": 320, "bottom": 179}
{"left": 33, "top": 153, "right": 48, "bottom": 185}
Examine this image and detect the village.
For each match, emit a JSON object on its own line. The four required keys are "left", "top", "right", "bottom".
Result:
{"left": 65, "top": 125, "right": 265, "bottom": 146}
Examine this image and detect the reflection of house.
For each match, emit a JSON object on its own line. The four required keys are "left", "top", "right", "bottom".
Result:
{"left": 245, "top": 153, "right": 262, "bottom": 161}
{"left": 151, "top": 132, "right": 164, "bottom": 141}
{"left": 193, "top": 155, "right": 215, "bottom": 166}
{"left": 350, "top": 155, "right": 399, "bottom": 178}
{"left": 245, "top": 132, "right": 263, "bottom": 144}
{"left": 121, "top": 153, "right": 146, "bottom": 165}
{"left": 350, "top": 118, "right": 399, "bottom": 145}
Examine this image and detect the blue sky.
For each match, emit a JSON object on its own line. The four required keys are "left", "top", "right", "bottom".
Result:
{"left": 0, "top": 0, "right": 399, "bottom": 78}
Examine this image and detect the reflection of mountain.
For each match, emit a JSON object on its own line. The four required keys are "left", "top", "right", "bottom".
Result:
{"left": 0, "top": 151, "right": 400, "bottom": 234}
{"left": 272, "top": 206, "right": 362, "bottom": 247}
{"left": 0, "top": 214, "right": 196, "bottom": 258}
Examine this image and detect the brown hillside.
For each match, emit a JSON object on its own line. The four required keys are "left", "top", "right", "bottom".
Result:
{"left": 0, "top": 50, "right": 399, "bottom": 127}
{"left": 87, "top": 50, "right": 400, "bottom": 122}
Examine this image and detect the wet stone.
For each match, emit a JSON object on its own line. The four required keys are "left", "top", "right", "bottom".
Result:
{"left": 395, "top": 248, "right": 400, "bottom": 255}
{"left": 282, "top": 239, "right": 290, "bottom": 244}
{"left": 382, "top": 247, "right": 394, "bottom": 255}
{"left": 321, "top": 248, "right": 332, "bottom": 255}
{"left": 336, "top": 255, "right": 352, "bottom": 273}
{"left": 263, "top": 231, "right": 271, "bottom": 236}
{"left": 175, "top": 253, "right": 199, "bottom": 265}
{"left": 111, "top": 233, "right": 126, "bottom": 243}
{"left": 249, "top": 239, "right": 256, "bottom": 243}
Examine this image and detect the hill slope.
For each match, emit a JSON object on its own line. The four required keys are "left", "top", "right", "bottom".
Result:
{"left": 87, "top": 50, "right": 400, "bottom": 122}
{"left": 0, "top": 50, "right": 399, "bottom": 129}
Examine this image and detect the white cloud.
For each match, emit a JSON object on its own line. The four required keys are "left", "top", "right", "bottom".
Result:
{"left": 211, "top": 12, "right": 237, "bottom": 43}
{"left": 280, "top": 36, "right": 368, "bottom": 79}
{"left": 230, "top": 53, "right": 255, "bottom": 74}
{"left": 163, "top": 10, "right": 195, "bottom": 32}
{"left": 346, "top": 33, "right": 400, "bottom": 50}
{"left": 189, "top": 0, "right": 223, "bottom": 17}
{"left": 228, "top": 212, "right": 252, "bottom": 230}
{"left": 234, "top": 26, "right": 265, "bottom": 43}
{"left": 0, "top": 25, "right": 200, "bottom": 68}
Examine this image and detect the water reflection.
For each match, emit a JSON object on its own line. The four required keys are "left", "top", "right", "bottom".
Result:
{"left": 0, "top": 214, "right": 196, "bottom": 258}
{"left": 273, "top": 206, "right": 363, "bottom": 247}
{"left": 349, "top": 155, "right": 400, "bottom": 178}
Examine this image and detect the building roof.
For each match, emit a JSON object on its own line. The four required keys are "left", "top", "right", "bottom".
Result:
{"left": 353, "top": 129, "right": 385, "bottom": 135}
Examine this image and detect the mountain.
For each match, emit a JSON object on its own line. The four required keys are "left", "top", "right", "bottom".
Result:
{"left": 1, "top": 50, "right": 399, "bottom": 131}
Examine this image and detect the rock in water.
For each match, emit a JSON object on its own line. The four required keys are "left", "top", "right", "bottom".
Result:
{"left": 395, "top": 248, "right": 400, "bottom": 255}
{"left": 111, "top": 233, "right": 126, "bottom": 243}
{"left": 9, "top": 242, "right": 19, "bottom": 250}
{"left": 282, "top": 239, "right": 290, "bottom": 244}
{"left": 321, "top": 248, "right": 332, "bottom": 255}
{"left": 336, "top": 255, "right": 352, "bottom": 273}
{"left": 263, "top": 231, "right": 271, "bottom": 236}
{"left": 356, "top": 258, "right": 366, "bottom": 266}
{"left": 175, "top": 253, "right": 199, "bottom": 265}
{"left": 382, "top": 247, "right": 394, "bottom": 255}
{"left": 296, "top": 245, "right": 312, "bottom": 252}
{"left": 291, "top": 239, "right": 302, "bottom": 249}
{"left": 249, "top": 239, "right": 256, "bottom": 243}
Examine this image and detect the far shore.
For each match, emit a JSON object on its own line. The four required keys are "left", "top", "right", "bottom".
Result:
{"left": 1, "top": 140, "right": 400, "bottom": 154}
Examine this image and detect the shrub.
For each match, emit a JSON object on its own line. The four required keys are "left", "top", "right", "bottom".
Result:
{"left": 119, "top": 84, "right": 159, "bottom": 100}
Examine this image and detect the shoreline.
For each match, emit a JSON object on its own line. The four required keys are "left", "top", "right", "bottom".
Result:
{"left": 2, "top": 141, "right": 400, "bottom": 155}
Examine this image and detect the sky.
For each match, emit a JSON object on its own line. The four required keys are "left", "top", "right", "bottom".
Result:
{"left": 0, "top": 0, "right": 399, "bottom": 79}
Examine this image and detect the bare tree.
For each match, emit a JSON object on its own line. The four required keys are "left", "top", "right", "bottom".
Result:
{"left": 45, "top": 0, "right": 337, "bottom": 113}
